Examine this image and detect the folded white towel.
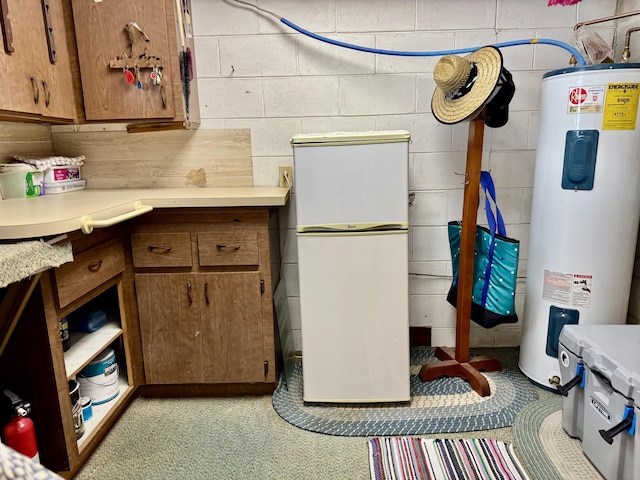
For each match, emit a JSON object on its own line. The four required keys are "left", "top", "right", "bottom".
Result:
{"left": 13, "top": 155, "right": 86, "bottom": 170}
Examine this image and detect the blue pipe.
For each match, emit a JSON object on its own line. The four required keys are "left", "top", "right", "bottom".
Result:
{"left": 281, "top": 17, "right": 587, "bottom": 66}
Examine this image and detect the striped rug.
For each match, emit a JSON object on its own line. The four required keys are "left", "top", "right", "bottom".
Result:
{"left": 368, "top": 437, "right": 530, "bottom": 480}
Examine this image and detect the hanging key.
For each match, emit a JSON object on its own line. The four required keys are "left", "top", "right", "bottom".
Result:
{"left": 150, "top": 66, "right": 162, "bottom": 86}
{"left": 134, "top": 65, "right": 142, "bottom": 89}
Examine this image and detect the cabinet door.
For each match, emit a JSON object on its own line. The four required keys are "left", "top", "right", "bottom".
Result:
{"left": 199, "top": 272, "right": 265, "bottom": 383}
{"left": 135, "top": 273, "right": 203, "bottom": 384}
{"left": 0, "top": 0, "right": 76, "bottom": 120}
{"left": 39, "top": 0, "right": 78, "bottom": 120}
{"left": 0, "top": 0, "right": 49, "bottom": 116}
{"left": 71, "top": 0, "right": 175, "bottom": 121}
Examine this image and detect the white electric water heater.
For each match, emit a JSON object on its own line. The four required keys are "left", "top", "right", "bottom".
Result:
{"left": 519, "top": 64, "right": 640, "bottom": 389}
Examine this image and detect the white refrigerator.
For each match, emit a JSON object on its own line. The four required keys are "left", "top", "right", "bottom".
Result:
{"left": 292, "top": 131, "right": 411, "bottom": 403}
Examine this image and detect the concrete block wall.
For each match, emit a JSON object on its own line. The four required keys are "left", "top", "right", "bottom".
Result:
{"left": 191, "top": 0, "right": 632, "bottom": 350}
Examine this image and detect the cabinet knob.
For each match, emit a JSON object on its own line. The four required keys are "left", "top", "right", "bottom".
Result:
{"left": 204, "top": 282, "right": 209, "bottom": 305}
{"left": 186, "top": 281, "right": 192, "bottom": 306}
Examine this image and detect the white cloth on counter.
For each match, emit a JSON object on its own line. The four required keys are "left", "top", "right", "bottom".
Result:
{"left": 13, "top": 155, "right": 86, "bottom": 170}
{"left": 0, "top": 240, "right": 73, "bottom": 288}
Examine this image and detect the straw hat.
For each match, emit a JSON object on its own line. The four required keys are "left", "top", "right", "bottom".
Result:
{"left": 431, "top": 46, "right": 503, "bottom": 125}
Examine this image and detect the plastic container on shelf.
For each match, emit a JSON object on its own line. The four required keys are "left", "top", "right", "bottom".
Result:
{"left": 70, "top": 310, "right": 107, "bottom": 333}
{"left": 0, "top": 163, "right": 46, "bottom": 198}
{"left": 44, "top": 179, "right": 86, "bottom": 194}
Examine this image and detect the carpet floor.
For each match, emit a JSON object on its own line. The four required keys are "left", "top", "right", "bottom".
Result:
{"left": 74, "top": 348, "right": 552, "bottom": 480}
{"left": 273, "top": 347, "right": 539, "bottom": 436}
{"left": 513, "top": 396, "right": 604, "bottom": 480}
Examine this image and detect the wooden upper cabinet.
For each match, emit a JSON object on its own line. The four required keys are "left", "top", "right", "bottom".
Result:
{"left": 71, "top": 0, "right": 196, "bottom": 124}
{"left": 0, "top": 0, "right": 77, "bottom": 120}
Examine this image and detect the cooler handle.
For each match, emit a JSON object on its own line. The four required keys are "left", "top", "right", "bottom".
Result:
{"left": 556, "top": 364, "right": 585, "bottom": 396}
{"left": 599, "top": 406, "right": 636, "bottom": 445}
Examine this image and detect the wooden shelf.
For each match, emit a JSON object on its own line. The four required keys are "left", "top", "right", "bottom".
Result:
{"left": 77, "top": 375, "right": 132, "bottom": 452}
{"left": 64, "top": 321, "right": 123, "bottom": 379}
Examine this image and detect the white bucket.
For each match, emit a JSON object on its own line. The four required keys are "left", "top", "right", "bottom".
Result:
{"left": 78, "top": 348, "right": 119, "bottom": 405}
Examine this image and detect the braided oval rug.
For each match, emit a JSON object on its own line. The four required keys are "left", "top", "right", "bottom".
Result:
{"left": 272, "top": 348, "right": 538, "bottom": 436}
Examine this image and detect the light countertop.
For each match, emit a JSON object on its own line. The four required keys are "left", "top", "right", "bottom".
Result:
{"left": 0, "top": 187, "right": 290, "bottom": 240}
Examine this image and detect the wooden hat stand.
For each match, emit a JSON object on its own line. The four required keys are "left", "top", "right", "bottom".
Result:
{"left": 418, "top": 108, "right": 501, "bottom": 397}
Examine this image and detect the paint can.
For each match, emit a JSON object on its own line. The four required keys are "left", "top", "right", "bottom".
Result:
{"left": 68, "top": 379, "right": 84, "bottom": 439}
{"left": 80, "top": 396, "right": 93, "bottom": 422}
{"left": 78, "top": 348, "right": 119, "bottom": 405}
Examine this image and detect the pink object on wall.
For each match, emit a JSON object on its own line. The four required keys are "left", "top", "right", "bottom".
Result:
{"left": 548, "top": 0, "right": 582, "bottom": 5}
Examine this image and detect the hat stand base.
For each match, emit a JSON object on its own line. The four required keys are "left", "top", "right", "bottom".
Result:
{"left": 418, "top": 112, "right": 501, "bottom": 397}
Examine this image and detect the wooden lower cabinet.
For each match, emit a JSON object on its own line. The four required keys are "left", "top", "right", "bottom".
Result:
{"left": 136, "top": 271, "right": 265, "bottom": 384}
{"left": 0, "top": 228, "right": 141, "bottom": 478}
{"left": 130, "top": 207, "right": 280, "bottom": 388}
{"left": 0, "top": 206, "right": 280, "bottom": 476}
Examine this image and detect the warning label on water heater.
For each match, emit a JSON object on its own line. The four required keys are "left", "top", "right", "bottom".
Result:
{"left": 566, "top": 85, "right": 605, "bottom": 114}
{"left": 602, "top": 83, "right": 639, "bottom": 130}
{"left": 542, "top": 269, "right": 592, "bottom": 308}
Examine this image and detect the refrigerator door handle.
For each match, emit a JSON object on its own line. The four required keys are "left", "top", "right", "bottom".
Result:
{"left": 297, "top": 222, "right": 409, "bottom": 233}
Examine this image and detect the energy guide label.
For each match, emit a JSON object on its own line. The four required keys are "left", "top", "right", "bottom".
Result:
{"left": 542, "top": 270, "right": 592, "bottom": 307}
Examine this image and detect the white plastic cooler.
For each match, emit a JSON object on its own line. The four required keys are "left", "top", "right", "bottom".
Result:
{"left": 558, "top": 324, "right": 640, "bottom": 479}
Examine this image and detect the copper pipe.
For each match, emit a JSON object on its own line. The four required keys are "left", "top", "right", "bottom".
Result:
{"left": 573, "top": 10, "right": 640, "bottom": 30}
{"left": 569, "top": 10, "right": 640, "bottom": 65}
{"left": 622, "top": 26, "right": 640, "bottom": 62}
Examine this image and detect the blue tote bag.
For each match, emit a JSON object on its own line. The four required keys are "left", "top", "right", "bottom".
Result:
{"left": 446, "top": 171, "right": 520, "bottom": 329}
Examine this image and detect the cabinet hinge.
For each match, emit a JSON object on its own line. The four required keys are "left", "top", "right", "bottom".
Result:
{"left": 264, "top": 360, "right": 269, "bottom": 377}
{"left": 260, "top": 279, "right": 265, "bottom": 295}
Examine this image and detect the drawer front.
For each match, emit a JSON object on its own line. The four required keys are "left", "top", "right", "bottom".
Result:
{"left": 131, "top": 233, "right": 193, "bottom": 268}
{"left": 55, "top": 239, "right": 125, "bottom": 308}
{"left": 198, "top": 231, "right": 259, "bottom": 266}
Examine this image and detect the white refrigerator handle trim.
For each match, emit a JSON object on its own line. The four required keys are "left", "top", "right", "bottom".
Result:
{"left": 297, "top": 222, "right": 409, "bottom": 233}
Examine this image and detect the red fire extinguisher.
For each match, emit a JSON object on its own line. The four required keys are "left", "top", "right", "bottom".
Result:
{"left": 2, "top": 389, "right": 39, "bottom": 463}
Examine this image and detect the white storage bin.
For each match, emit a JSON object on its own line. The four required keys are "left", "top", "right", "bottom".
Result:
{"left": 45, "top": 179, "right": 86, "bottom": 194}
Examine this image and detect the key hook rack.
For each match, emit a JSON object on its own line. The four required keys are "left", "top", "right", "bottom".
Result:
{"left": 108, "top": 22, "right": 163, "bottom": 70}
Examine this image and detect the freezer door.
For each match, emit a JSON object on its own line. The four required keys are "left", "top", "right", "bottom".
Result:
{"left": 297, "top": 230, "right": 410, "bottom": 402}
{"left": 293, "top": 139, "right": 409, "bottom": 226}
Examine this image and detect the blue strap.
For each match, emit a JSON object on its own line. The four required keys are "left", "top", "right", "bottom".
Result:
{"left": 479, "top": 171, "right": 507, "bottom": 305}
{"left": 480, "top": 171, "right": 506, "bottom": 237}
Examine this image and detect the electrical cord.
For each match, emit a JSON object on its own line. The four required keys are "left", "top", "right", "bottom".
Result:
{"left": 231, "top": 0, "right": 587, "bottom": 65}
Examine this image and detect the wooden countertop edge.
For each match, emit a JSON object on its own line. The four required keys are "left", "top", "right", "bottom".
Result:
{"left": 0, "top": 187, "right": 291, "bottom": 240}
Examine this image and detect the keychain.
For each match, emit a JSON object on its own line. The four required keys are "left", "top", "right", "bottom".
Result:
{"left": 123, "top": 66, "right": 135, "bottom": 84}
{"left": 150, "top": 66, "right": 162, "bottom": 86}
{"left": 134, "top": 65, "right": 142, "bottom": 89}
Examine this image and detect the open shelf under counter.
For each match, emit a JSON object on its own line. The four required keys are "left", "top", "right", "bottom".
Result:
{"left": 64, "top": 321, "right": 123, "bottom": 379}
{"left": 77, "top": 375, "right": 133, "bottom": 452}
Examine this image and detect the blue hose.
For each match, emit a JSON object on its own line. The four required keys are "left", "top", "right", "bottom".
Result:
{"left": 281, "top": 17, "right": 587, "bottom": 66}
